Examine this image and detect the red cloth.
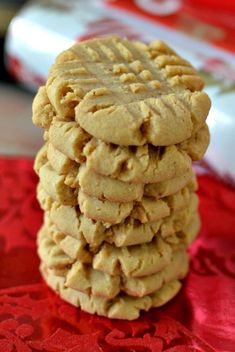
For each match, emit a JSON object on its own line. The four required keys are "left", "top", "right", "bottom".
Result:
{"left": 0, "top": 157, "right": 234, "bottom": 352}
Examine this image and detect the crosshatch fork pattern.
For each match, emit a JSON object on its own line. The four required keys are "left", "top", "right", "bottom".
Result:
{"left": 48, "top": 36, "right": 202, "bottom": 113}
{"left": 43, "top": 36, "right": 210, "bottom": 147}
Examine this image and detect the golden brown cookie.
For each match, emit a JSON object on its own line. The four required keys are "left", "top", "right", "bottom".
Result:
{"left": 45, "top": 120, "right": 208, "bottom": 183}
{"left": 46, "top": 143, "right": 196, "bottom": 202}
{"left": 84, "top": 139, "right": 192, "bottom": 184}
{"left": 48, "top": 120, "right": 89, "bottom": 164}
{"left": 77, "top": 163, "right": 144, "bottom": 202}
{"left": 43, "top": 36, "right": 210, "bottom": 146}
{"left": 130, "top": 185, "right": 193, "bottom": 223}
{"left": 37, "top": 175, "right": 193, "bottom": 225}
{"left": 38, "top": 162, "right": 77, "bottom": 206}
{"left": 36, "top": 144, "right": 195, "bottom": 225}
{"left": 34, "top": 143, "right": 48, "bottom": 175}
{"left": 77, "top": 185, "right": 193, "bottom": 225}
{"left": 67, "top": 249, "right": 188, "bottom": 298}
{"left": 77, "top": 190, "right": 133, "bottom": 225}
{"left": 38, "top": 224, "right": 188, "bottom": 299}
{"left": 179, "top": 123, "right": 210, "bottom": 160}
{"left": 46, "top": 120, "right": 192, "bottom": 184}
{"left": 45, "top": 142, "right": 195, "bottom": 202}
{"left": 41, "top": 142, "right": 145, "bottom": 202}
{"left": 36, "top": 184, "right": 54, "bottom": 212}
{"left": 91, "top": 237, "right": 175, "bottom": 277}
{"left": 41, "top": 263, "right": 182, "bottom": 320}
{"left": 44, "top": 208, "right": 199, "bottom": 265}
{"left": 46, "top": 212, "right": 199, "bottom": 268}
{"left": 78, "top": 163, "right": 196, "bottom": 202}
{"left": 37, "top": 141, "right": 197, "bottom": 205}
{"left": 47, "top": 142, "right": 78, "bottom": 176}
{"left": 44, "top": 121, "right": 207, "bottom": 186}
{"left": 37, "top": 183, "right": 198, "bottom": 247}
{"left": 144, "top": 169, "right": 197, "bottom": 198}
{"left": 38, "top": 223, "right": 173, "bottom": 277}
{"left": 32, "top": 86, "right": 56, "bottom": 129}
{"left": 35, "top": 142, "right": 80, "bottom": 189}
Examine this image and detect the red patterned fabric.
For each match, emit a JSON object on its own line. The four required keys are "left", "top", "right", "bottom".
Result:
{"left": 0, "top": 157, "right": 234, "bottom": 352}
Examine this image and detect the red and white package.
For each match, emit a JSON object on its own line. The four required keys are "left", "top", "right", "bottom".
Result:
{"left": 5, "top": 0, "right": 235, "bottom": 179}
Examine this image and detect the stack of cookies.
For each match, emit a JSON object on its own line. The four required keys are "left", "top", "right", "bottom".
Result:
{"left": 32, "top": 36, "right": 210, "bottom": 320}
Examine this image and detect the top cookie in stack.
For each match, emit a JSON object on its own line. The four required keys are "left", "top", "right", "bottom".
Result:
{"left": 34, "top": 36, "right": 210, "bottom": 144}
{"left": 33, "top": 36, "right": 210, "bottom": 320}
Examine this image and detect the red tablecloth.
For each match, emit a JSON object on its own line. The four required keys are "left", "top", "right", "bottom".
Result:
{"left": 0, "top": 158, "right": 234, "bottom": 352}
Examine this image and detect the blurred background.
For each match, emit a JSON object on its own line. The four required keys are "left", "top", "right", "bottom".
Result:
{"left": 0, "top": 0, "right": 235, "bottom": 179}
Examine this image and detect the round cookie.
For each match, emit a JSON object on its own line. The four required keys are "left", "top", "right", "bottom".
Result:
{"left": 41, "top": 120, "right": 206, "bottom": 188}
{"left": 45, "top": 120, "right": 208, "bottom": 183}
{"left": 36, "top": 142, "right": 197, "bottom": 204}
{"left": 43, "top": 36, "right": 210, "bottom": 146}
{"left": 46, "top": 143, "right": 195, "bottom": 203}
{"left": 46, "top": 120, "right": 192, "bottom": 184}
{"left": 84, "top": 139, "right": 192, "bottom": 184}
{"left": 43, "top": 211, "right": 199, "bottom": 264}
{"left": 79, "top": 163, "right": 196, "bottom": 202}
{"left": 37, "top": 185, "right": 198, "bottom": 247}
{"left": 38, "top": 178, "right": 195, "bottom": 227}
{"left": 38, "top": 143, "right": 144, "bottom": 201}
{"left": 78, "top": 189, "right": 133, "bottom": 225}
{"left": 39, "top": 115, "right": 209, "bottom": 180}
{"left": 35, "top": 146, "right": 196, "bottom": 225}
{"left": 77, "top": 162, "right": 144, "bottom": 202}
{"left": 43, "top": 209, "right": 200, "bottom": 270}
{"left": 41, "top": 263, "right": 182, "bottom": 320}
{"left": 38, "top": 224, "right": 173, "bottom": 278}
{"left": 46, "top": 143, "right": 196, "bottom": 202}
{"left": 77, "top": 185, "right": 193, "bottom": 225}
{"left": 38, "top": 224, "right": 188, "bottom": 299}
